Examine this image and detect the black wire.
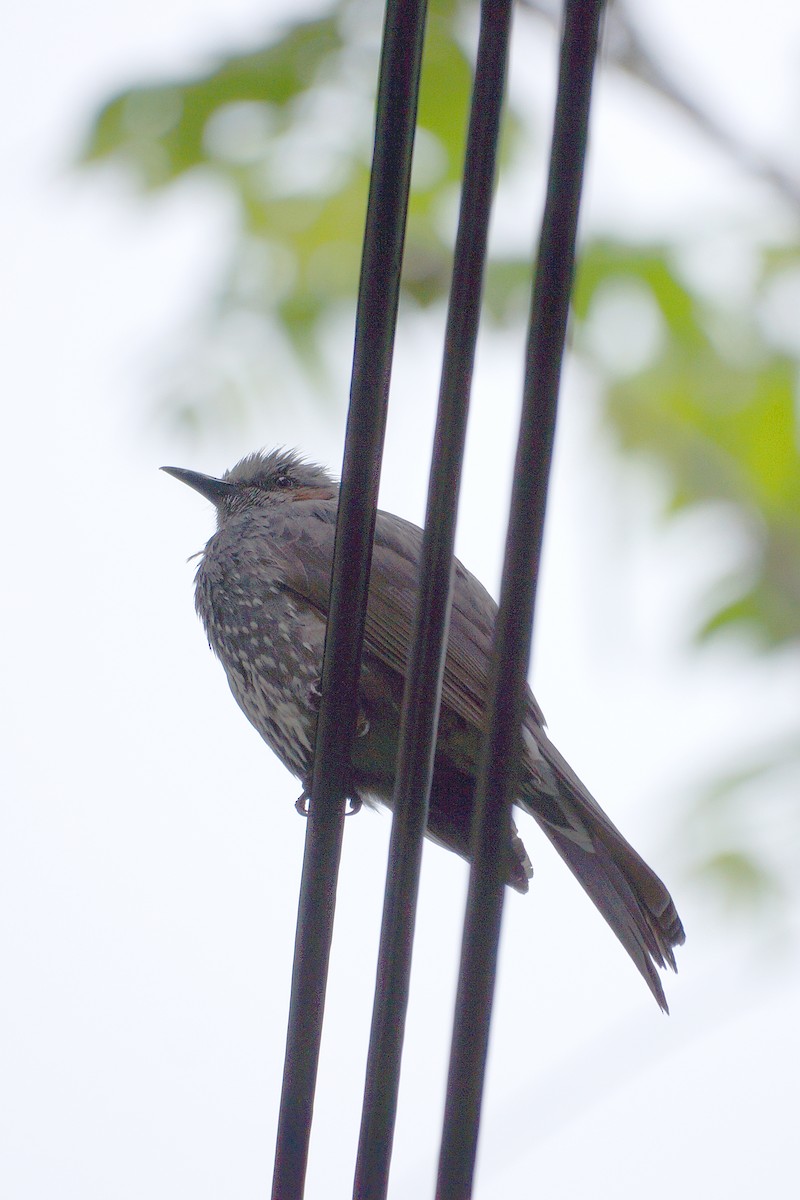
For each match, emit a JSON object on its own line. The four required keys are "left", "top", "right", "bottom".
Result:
{"left": 270, "top": 3, "right": 428, "bottom": 1196}
{"left": 352, "top": 2, "right": 514, "bottom": 1197}
{"left": 436, "top": 2, "right": 606, "bottom": 1196}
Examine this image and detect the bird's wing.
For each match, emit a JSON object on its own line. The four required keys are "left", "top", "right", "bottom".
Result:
{"left": 266, "top": 505, "right": 511, "bottom": 733}
{"left": 365, "top": 513, "right": 491, "bottom": 728}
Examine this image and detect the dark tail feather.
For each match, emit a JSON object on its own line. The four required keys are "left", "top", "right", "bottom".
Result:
{"left": 526, "top": 735, "right": 685, "bottom": 1011}
{"left": 540, "top": 823, "right": 682, "bottom": 1010}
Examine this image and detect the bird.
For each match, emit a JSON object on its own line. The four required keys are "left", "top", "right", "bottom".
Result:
{"left": 163, "top": 447, "right": 684, "bottom": 1009}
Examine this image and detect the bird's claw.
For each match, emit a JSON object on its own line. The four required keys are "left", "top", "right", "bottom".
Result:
{"left": 295, "top": 791, "right": 310, "bottom": 816}
{"left": 294, "top": 791, "right": 362, "bottom": 817}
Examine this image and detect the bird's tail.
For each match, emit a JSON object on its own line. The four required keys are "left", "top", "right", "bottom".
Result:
{"left": 522, "top": 731, "right": 685, "bottom": 1011}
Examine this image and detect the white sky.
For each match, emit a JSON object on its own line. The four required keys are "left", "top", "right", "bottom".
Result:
{"left": 2, "top": 2, "right": 800, "bottom": 1198}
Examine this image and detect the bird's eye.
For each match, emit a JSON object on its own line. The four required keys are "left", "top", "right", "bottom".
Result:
{"left": 275, "top": 473, "right": 294, "bottom": 489}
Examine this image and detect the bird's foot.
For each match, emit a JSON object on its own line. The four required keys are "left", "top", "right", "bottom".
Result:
{"left": 294, "top": 790, "right": 362, "bottom": 817}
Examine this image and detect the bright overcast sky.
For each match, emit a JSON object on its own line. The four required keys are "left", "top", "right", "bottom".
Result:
{"left": 2, "top": 2, "right": 800, "bottom": 1198}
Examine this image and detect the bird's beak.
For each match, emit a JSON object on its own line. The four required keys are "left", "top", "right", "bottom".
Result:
{"left": 161, "top": 466, "right": 235, "bottom": 505}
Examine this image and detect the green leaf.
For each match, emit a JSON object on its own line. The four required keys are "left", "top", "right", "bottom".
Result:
{"left": 691, "top": 850, "right": 783, "bottom": 907}
{"left": 81, "top": 16, "right": 344, "bottom": 186}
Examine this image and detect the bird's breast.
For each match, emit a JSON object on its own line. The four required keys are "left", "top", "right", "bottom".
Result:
{"left": 194, "top": 547, "right": 326, "bottom": 779}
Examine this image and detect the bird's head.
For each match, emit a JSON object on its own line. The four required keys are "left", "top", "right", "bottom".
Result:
{"left": 162, "top": 448, "right": 338, "bottom": 526}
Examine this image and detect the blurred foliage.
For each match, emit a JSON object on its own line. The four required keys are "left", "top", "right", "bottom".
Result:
{"left": 573, "top": 235, "right": 800, "bottom": 904}
{"left": 80, "top": 0, "right": 800, "bottom": 910}
{"left": 82, "top": 0, "right": 527, "bottom": 414}
{"left": 682, "top": 735, "right": 800, "bottom": 913}
{"left": 573, "top": 241, "right": 800, "bottom": 651}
